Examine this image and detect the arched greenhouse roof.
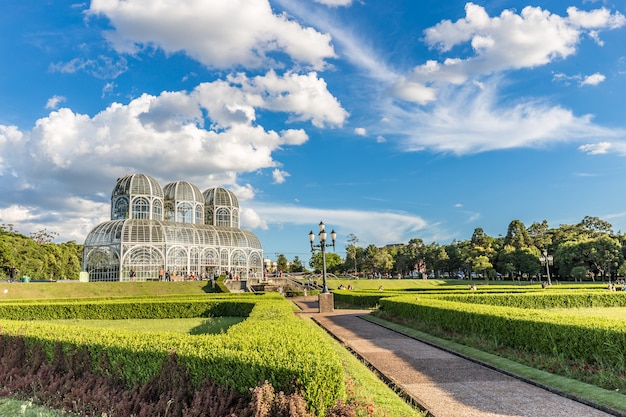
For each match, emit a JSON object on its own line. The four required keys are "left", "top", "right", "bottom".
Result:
{"left": 203, "top": 187, "right": 239, "bottom": 209}
{"left": 163, "top": 181, "right": 204, "bottom": 204}
{"left": 112, "top": 173, "right": 163, "bottom": 199}
{"left": 84, "top": 219, "right": 262, "bottom": 250}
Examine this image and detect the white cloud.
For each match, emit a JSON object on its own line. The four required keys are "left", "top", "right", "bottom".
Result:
{"left": 354, "top": 127, "right": 367, "bottom": 136}
{"left": 390, "top": 77, "right": 436, "bottom": 104}
{"left": 45, "top": 95, "right": 66, "bottom": 110}
{"left": 0, "top": 205, "right": 38, "bottom": 223}
{"left": 240, "top": 207, "right": 268, "bottom": 230}
{"left": 229, "top": 71, "right": 348, "bottom": 128}
{"left": 250, "top": 203, "right": 429, "bottom": 246}
{"left": 272, "top": 169, "right": 291, "bottom": 184}
{"left": 0, "top": 69, "right": 347, "bottom": 241}
{"left": 312, "top": 0, "right": 353, "bottom": 6}
{"left": 579, "top": 142, "right": 612, "bottom": 154}
{"left": 409, "top": 3, "right": 624, "bottom": 87}
{"left": 49, "top": 56, "right": 128, "bottom": 79}
{"left": 88, "top": 0, "right": 336, "bottom": 70}
{"left": 229, "top": 184, "right": 256, "bottom": 201}
{"left": 383, "top": 78, "right": 626, "bottom": 155}
{"left": 581, "top": 72, "right": 606, "bottom": 86}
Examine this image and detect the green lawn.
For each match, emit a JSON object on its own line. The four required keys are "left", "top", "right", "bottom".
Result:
{"left": 0, "top": 280, "right": 213, "bottom": 300}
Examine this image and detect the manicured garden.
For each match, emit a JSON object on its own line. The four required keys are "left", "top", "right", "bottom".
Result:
{"left": 328, "top": 278, "right": 626, "bottom": 415}
{"left": 0, "top": 281, "right": 422, "bottom": 417}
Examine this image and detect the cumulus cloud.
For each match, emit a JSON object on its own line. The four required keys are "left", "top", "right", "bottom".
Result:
{"left": 0, "top": 69, "right": 347, "bottom": 240}
{"left": 354, "top": 127, "right": 367, "bottom": 136}
{"left": 228, "top": 71, "right": 348, "bottom": 128}
{"left": 405, "top": 3, "right": 624, "bottom": 87}
{"left": 88, "top": 0, "right": 336, "bottom": 70}
{"left": 26, "top": 73, "right": 344, "bottom": 177}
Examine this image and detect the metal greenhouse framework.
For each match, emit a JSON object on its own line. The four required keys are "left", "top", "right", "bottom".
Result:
{"left": 83, "top": 173, "right": 263, "bottom": 282}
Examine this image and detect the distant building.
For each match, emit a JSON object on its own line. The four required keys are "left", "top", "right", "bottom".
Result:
{"left": 82, "top": 173, "right": 263, "bottom": 282}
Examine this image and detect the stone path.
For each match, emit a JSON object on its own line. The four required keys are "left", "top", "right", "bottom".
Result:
{"left": 292, "top": 298, "right": 621, "bottom": 417}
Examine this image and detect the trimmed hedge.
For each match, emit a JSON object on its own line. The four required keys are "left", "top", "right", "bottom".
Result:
{"left": 433, "top": 291, "right": 626, "bottom": 309}
{"left": 0, "top": 298, "right": 257, "bottom": 320}
{"left": 378, "top": 295, "right": 626, "bottom": 370}
{"left": 0, "top": 294, "right": 345, "bottom": 415}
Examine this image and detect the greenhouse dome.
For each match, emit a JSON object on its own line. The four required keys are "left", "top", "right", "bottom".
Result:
{"left": 163, "top": 181, "right": 204, "bottom": 224}
{"left": 83, "top": 174, "right": 263, "bottom": 282}
{"left": 204, "top": 187, "right": 240, "bottom": 228}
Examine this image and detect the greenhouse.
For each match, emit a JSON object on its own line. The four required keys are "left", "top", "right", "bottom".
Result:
{"left": 82, "top": 173, "right": 263, "bottom": 282}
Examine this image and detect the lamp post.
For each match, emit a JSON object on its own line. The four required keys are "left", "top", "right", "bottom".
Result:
{"left": 539, "top": 250, "right": 553, "bottom": 286}
{"left": 309, "top": 221, "right": 336, "bottom": 312}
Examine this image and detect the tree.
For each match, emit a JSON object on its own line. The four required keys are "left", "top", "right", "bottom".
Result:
{"left": 527, "top": 220, "right": 551, "bottom": 250}
{"left": 346, "top": 233, "right": 359, "bottom": 274}
{"left": 289, "top": 256, "right": 304, "bottom": 273}
{"left": 504, "top": 220, "right": 532, "bottom": 249}
{"left": 309, "top": 252, "right": 342, "bottom": 273}
{"left": 472, "top": 255, "right": 492, "bottom": 280}
{"left": 276, "top": 253, "right": 289, "bottom": 273}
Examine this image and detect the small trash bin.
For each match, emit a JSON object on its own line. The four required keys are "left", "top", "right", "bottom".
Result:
{"left": 21, "top": 275, "right": 30, "bottom": 283}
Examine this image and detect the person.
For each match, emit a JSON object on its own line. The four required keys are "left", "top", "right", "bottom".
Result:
{"left": 378, "top": 285, "right": 384, "bottom": 291}
{"left": 158, "top": 268, "right": 164, "bottom": 281}
{"left": 129, "top": 269, "right": 136, "bottom": 280}
{"left": 165, "top": 270, "right": 171, "bottom": 281}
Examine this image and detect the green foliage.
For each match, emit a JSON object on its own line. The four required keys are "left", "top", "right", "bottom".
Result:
{"left": 377, "top": 294, "right": 626, "bottom": 370}
{"left": 0, "top": 294, "right": 344, "bottom": 415}
{"left": 309, "top": 251, "right": 342, "bottom": 273}
{"left": 0, "top": 229, "right": 82, "bottom": 281}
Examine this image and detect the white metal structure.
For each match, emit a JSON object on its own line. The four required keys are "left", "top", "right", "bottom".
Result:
{"left": 83, "top": 174, "right": 263, "bottom": 282}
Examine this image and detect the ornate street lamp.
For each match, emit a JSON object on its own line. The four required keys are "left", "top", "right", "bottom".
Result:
{"left": 539, "top": 250, "right": 553, "bottom": 286}
{"left": 308, "top": 221, "right": 336, "bottom": 294}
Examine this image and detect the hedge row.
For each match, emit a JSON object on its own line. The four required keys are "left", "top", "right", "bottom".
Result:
{"left": 0, "top": 295, "right": 345, "bottom": 415}
{"left": 0, "top": 298, "right": 257, "bottom": 320}
{"left": 433, "top": 291, "right": 626, "bottom": 309}
{"left": 378, "top": 295, "right": 626, "bottom": 369}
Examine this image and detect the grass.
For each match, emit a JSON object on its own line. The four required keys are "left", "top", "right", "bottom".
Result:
{"left": 0, "top": 398, "right": 75, "bottom": 416}
{"left": 0, "top": 280, "right": 213, "bottom": 300}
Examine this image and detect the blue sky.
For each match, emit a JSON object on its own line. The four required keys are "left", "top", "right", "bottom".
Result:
{"left": 1, "top": 0, "right": 626, "bottom": 264}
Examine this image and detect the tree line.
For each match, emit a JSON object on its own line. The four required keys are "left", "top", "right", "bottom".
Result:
{"left": 0, "top": 225, "right": 82, "bottom": 281}
{"left": 281, "top": 216, "right": 626, "bottom": 281}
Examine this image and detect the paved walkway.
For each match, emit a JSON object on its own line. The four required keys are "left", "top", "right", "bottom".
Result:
{"left": 292, "top": 297, "right": 620, "bottom": 417}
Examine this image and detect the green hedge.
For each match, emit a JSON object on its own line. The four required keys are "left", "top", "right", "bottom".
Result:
{"left": 378, "top": 295, "right": 626, "bottom": 369}
{"left": 0, "top": 294, "right": 344, "bottom": 415}
{"left": 0, "top": 298, "right": 257, "bottom": 320}
{"left": 433, "top": 291, "right": 626, "bottom": 309}
{"left": 332, "top": 290, "right": 390, "bottom": 308}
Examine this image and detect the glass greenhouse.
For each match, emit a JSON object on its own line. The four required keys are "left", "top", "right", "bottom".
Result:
{"left": 82, "top": 173, "right": 263, "bottom": 282}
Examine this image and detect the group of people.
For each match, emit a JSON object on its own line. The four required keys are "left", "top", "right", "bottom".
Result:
{"left": 337, "top": 284, "right": 354, "bottom": 290}
{"left": 607, "top": 282, "right": 626, "bottom": 291}
{"left": 129, "top": 268, "right": 219, "bottom": 282}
